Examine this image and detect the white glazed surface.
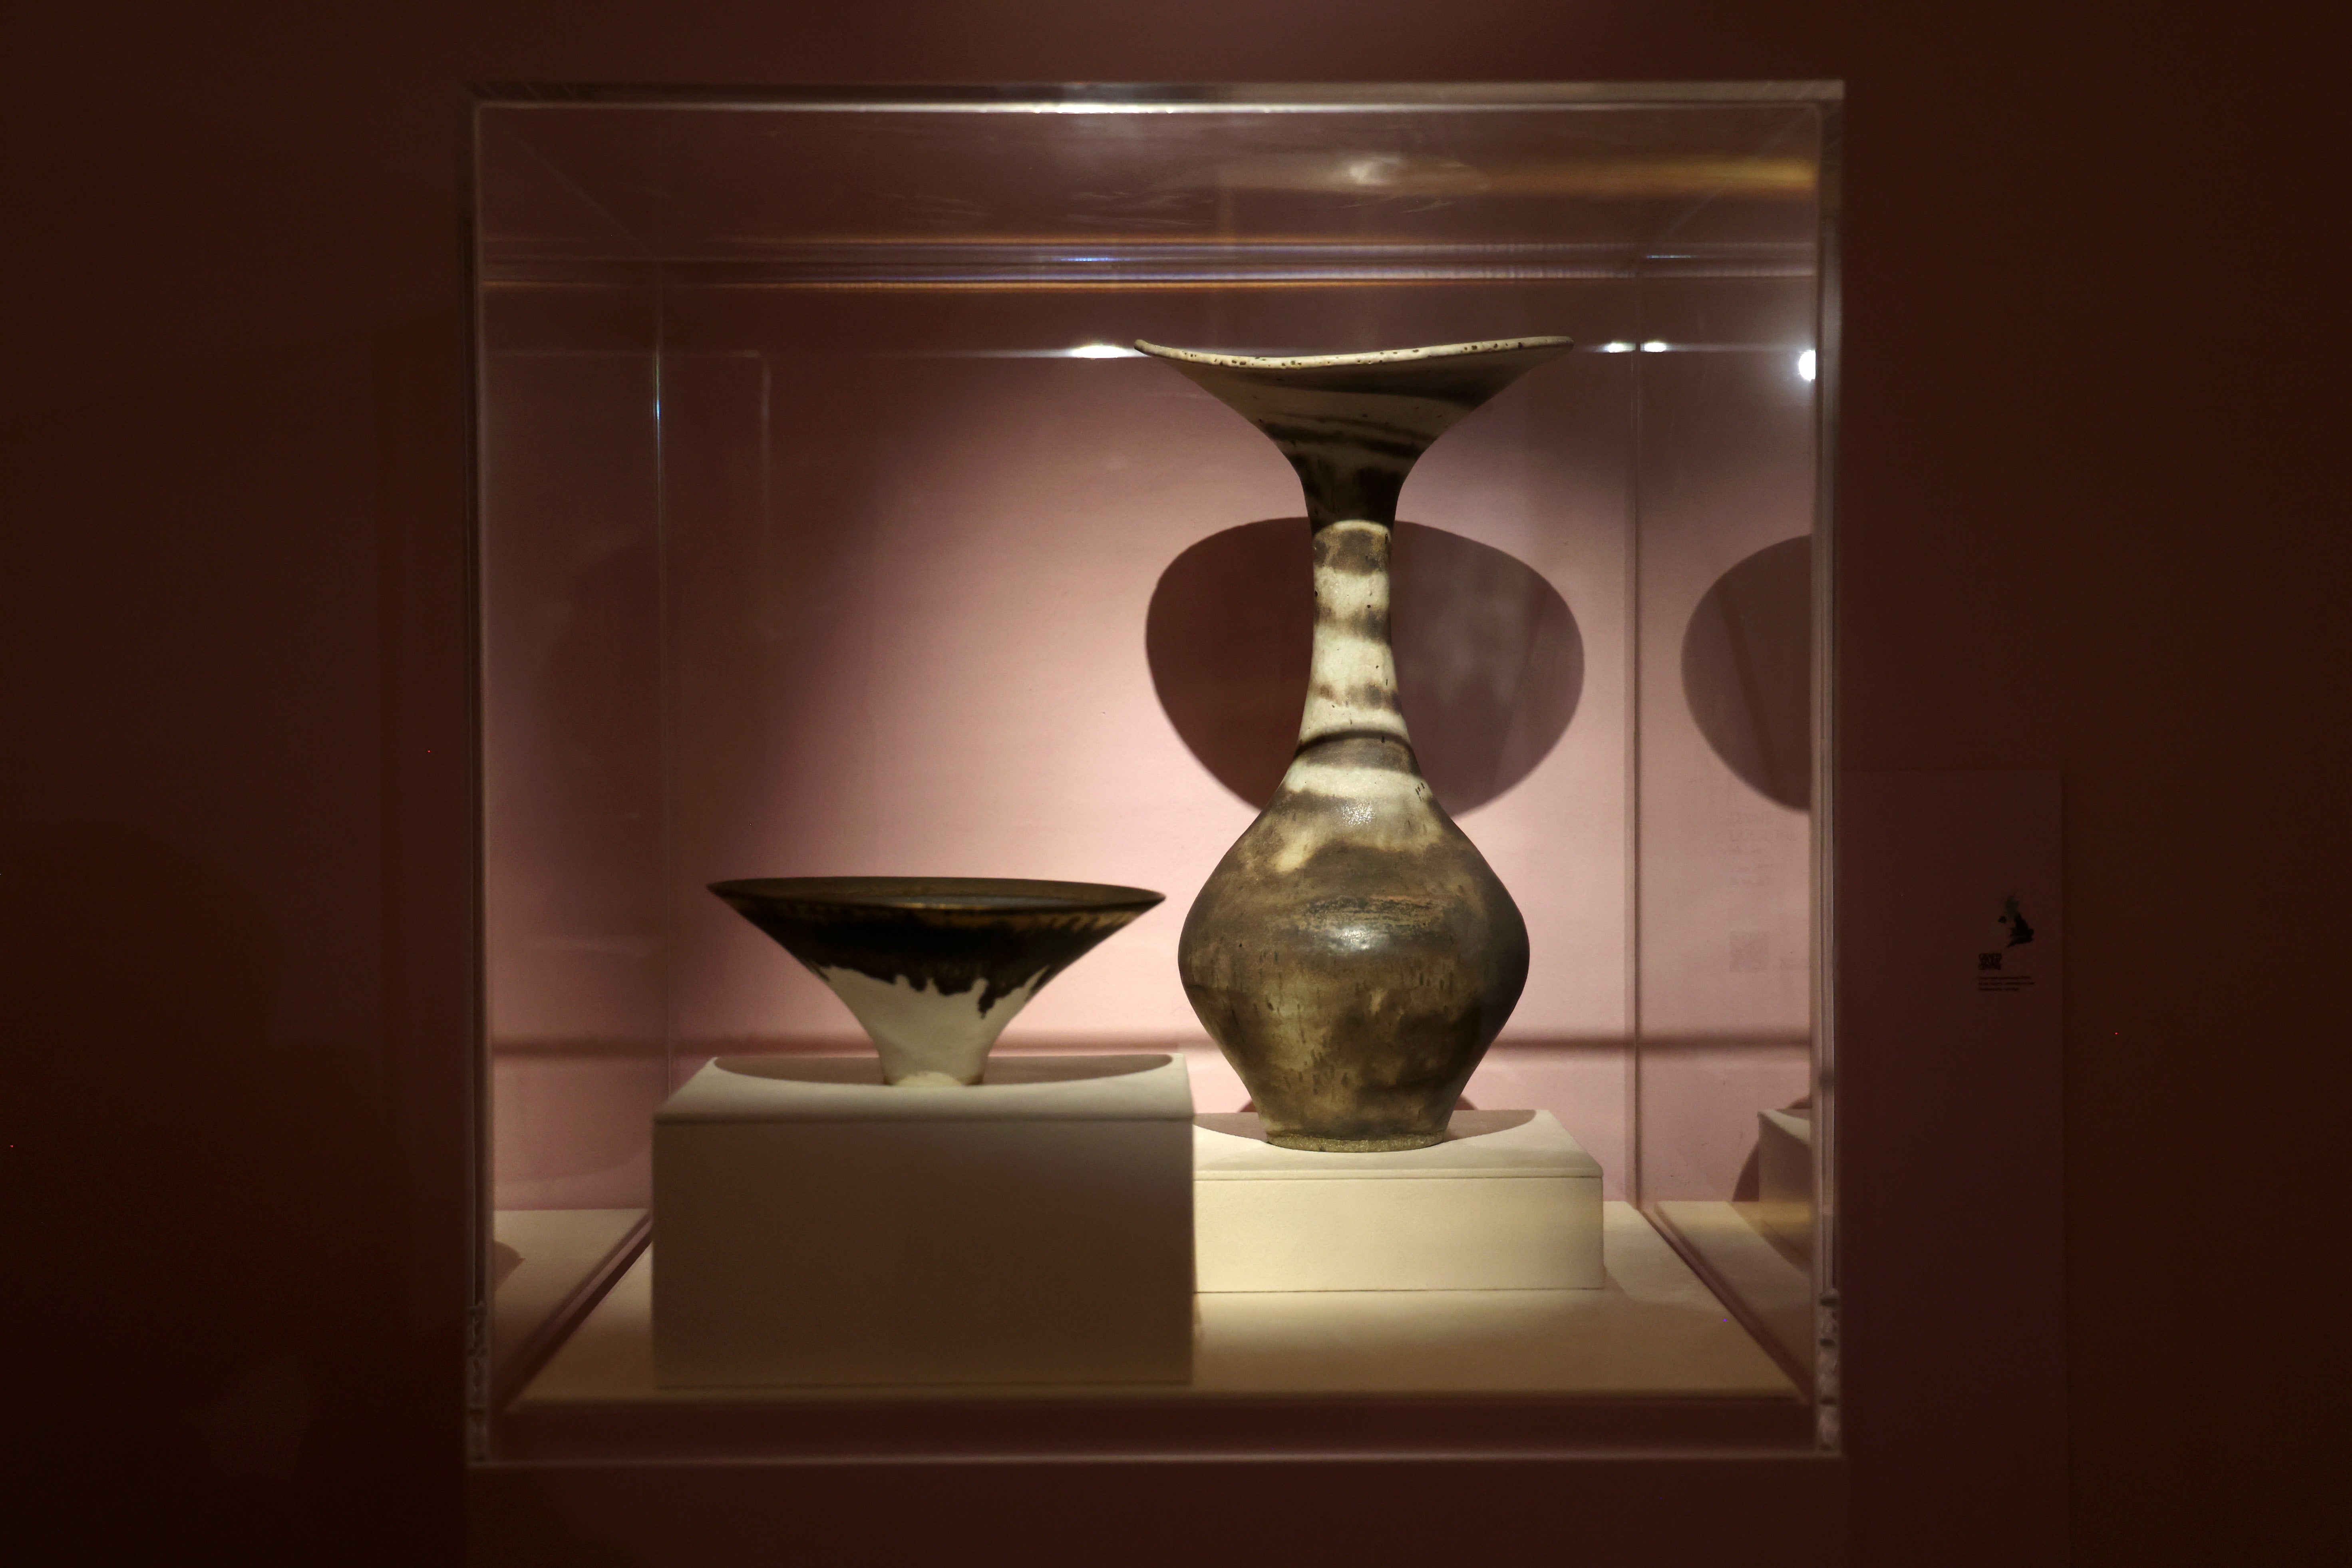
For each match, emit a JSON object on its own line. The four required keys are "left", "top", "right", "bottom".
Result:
{"left": 815, "top": 965, "right": 1048, "bottom": 1085}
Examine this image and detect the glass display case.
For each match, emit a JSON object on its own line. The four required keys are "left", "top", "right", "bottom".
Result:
{"left": 466, "top": 81, "right": 1839, "bottom": 1462}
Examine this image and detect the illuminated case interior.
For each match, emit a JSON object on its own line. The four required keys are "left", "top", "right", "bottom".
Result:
{"left": 466, "top": 81, "right": 1840, "bottom": 1461}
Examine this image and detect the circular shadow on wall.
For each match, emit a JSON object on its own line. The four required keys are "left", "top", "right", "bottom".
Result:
{"left": 1681, "top": 535, "right": 1813, "bottom": 811}
{"left": 1146, "top": 519, "right": 1583, "bottom": 815}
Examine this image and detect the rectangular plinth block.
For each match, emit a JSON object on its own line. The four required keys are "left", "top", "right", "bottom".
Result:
{"left": 1194, "top": 1109, "right": 1603, "bottom": 1292}
{"left": 1754, "top": 1107, "right": 1815, "bottom": 1258}
{"left": 652, "top": 1054, "right": 1194, "bottom": 1387}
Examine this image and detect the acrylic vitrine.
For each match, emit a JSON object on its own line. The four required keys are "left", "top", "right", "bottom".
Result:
{"left": 466, "top": 81, "right": 1840, "bottom": 1463}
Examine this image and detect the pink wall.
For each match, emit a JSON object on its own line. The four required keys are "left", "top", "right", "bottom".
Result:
{"left": 652, "top": 350, "right": 1638, "bottom": 1048}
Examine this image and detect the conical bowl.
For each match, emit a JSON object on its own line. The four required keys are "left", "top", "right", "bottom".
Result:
{"left": 710, "top": 877, "right": 1164, "bottom": 1086}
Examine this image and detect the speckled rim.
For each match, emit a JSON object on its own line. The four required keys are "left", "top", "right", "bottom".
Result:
{"left": 1133, "top": 336, "right": 1573, "bottom": 371}
{"left": 709, "top": 876, "right": 1165, "bottom": 916}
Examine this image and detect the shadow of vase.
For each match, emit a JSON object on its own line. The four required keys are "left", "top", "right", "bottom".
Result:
{"left": 1682, "top": 535, "right": 1814, "bottom": 811}
{"left": 1145, "top": 517, "right": 1583, "bottom": 815}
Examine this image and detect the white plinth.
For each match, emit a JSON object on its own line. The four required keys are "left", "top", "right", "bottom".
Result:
{"left": 1193, "top": 1109, "right": 1603, "bottom": 1292}
{"left": 652, "top": 1053, "right": 1194, "bottom": 1387}
{"left": 1755, "top": 1107, "right": 1815, "bottom": 1257}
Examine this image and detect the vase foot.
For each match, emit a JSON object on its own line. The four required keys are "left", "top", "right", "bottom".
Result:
{"left": 1266, "top": 1131, "right": 1447, "bottom": 1153}
{"left": 888, "top": 1069, "right": 970, "bottom": 1089}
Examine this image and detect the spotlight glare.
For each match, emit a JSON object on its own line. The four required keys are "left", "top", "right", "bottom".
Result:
{"left": 1797, "top": 348, "right": 1818, "bottom": 382}
{"left": 1640, "top": 340, "right": 1669, "bottom": 353}
{"left": 1066, "top": 343, "right": 1135, "bottom": 359}
{"left": 1597, "top": 341, "right": 1635, "bottom": 354}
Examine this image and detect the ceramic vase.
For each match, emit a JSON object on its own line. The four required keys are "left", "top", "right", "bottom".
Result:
{"left": 710, "top": 877, "right": 1163, "bottom": 1087}
{"left": 1137, "top": 336, "right": 1573, "bottom": 1150}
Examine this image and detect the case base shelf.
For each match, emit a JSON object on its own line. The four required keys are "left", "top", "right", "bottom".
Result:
{"left": 501, "top": 1202, "right": 1800, "bottom": 1459}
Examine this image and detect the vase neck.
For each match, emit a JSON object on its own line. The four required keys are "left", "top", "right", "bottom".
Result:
{"left": 1131, "top": 336, "right": 1577, "bottom": 784}
{"left": 1295, "top": 519, "right": 1413, "bottom": 757}
{"left": 1288, "top": 449, "right": 1409, "bottom": 529}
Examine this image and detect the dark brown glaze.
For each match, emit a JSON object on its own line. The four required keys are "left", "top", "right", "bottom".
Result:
{"left": 710, "top": 877, "right": 1163, "bottom": 1014}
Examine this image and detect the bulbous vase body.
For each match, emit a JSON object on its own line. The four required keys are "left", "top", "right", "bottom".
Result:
{"left": 1138, "top": 337, "right": 1571, "bottom": 1151}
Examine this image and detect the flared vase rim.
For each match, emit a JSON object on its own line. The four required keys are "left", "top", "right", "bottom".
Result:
{"left": 1132, "top": 336, "right": 1573, "bottom": 372}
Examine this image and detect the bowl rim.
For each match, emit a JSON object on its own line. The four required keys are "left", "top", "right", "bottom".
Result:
{"left": 707, "top": 875, "right": 1166, "bottom": 916}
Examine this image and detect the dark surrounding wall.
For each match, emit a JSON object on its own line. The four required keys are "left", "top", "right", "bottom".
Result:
{"left": 2, "top": 4, "right": 2337, "bottom": 1564}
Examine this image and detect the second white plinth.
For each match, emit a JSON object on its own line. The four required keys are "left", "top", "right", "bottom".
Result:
{"left": 1194, "top": 1109, "right": 1603, "bottom": 1292}
{"left": 653, "top": 1054, "right": 1194, "bottom": 1387}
